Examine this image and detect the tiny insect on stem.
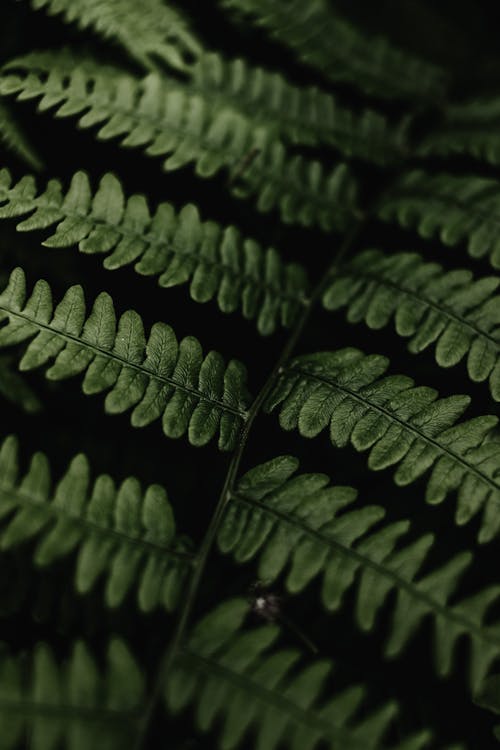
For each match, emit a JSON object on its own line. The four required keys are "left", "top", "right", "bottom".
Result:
{"left": 227, "top": 147, "right": 262, "bottom": 186}
{"left": 248, "top": 582, "right": 319, "bottom": 655}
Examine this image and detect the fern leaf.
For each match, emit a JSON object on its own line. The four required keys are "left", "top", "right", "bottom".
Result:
{"left": 0, "top": 51, "right": 359, "bottom": 232}
{"left": 220, "top": 456, "right": 500, "bottom": 691}
{"left": 0, "top": 355, "right": 41, "bottom": 413}
{"left": 30, "top": 0, "right": 202, "bottom": 72}
{"left": 266, "top": 347, "right": 500, "bottom": 543}
{"left": 0, "top": 434, "right": 192, "bottom": 611}
{"left": 165, "top": 598, "right": 434, "bottom": 750}
{"left": 190, "top": 52, "right": 407, "bottom": 164}
{"left": 0, "top": 168, "right": 309, "bottom": 336}
{"left": 0, "top": 638, "right": 143, "bottom": 749}
{"left": 231, "top": 148, "right": 357, "bottom": 231}
{"left": 219, "top": 0, "right": 447, "bottom": 101}
{"left": 474, "top": 674, "right": 500, "bottom": 741}
{"left": 377, "top": 170, "right": 500, "bottom": 270}
{"left": 322, "top": 250, "right": 500, "bottom": 401}
{"left": 0, "top": 268, "right": 250, "bottom": 450}
{"left": 0, "top": 101, "right": 42, "bottom": 170}
{"left": 419, "top": 98, "right": 500, "bottom": 165}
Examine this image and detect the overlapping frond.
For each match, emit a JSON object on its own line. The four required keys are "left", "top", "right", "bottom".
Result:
{"left": 30, "top": 0, "right": 202, "bottom": 72}
{"left": 266, "top": 347, "right": 500, "bottom": 542}
{"left": 0, "top": 354, "right": 41, "bottom": 413}
{"left": 0, "top": 101, "right": 41, "bottom": 170}
{"left": 419, "top": 98, "right": 500, "bottom": 165}
{"left": 0, "top": 51, "right": 359, "bottom": 231}
{"left": 0, "top": 638, "right": 144, "bottom": 749}
{"left": 221, "top": 456, "right": 500, "bottom": 691}
{"left": 0, "top": 268, "right": 250, "bottom": 450}
{"left": 190, "top": 52, "right": 407, "bottom": 164}
{"left": 0, "top": 435, "right": 192, "bottom": 611}
{"left": 166, "top": 598, "right": 435, "bottom": 750}
{"left": 230, "top": 144, "right": 357, "bottom": 231}
{"left": 219, "top": 0, "right": 447, "bottom": 101}
{"left": 0, "top": 168, "right": 309, "bottom": 335}
{"left": 475, "top": 674, "right": 500, "bottom": 741}
{"left": 323, "top": 250, "right": 500, "bottom": 400}
{"left": 377, "top": 170, "right": 500, "bottom": 269}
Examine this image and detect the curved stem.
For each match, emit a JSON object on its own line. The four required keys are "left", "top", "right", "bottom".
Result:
{"left": 133, "top": 219, "right": 365, "bottom": 748}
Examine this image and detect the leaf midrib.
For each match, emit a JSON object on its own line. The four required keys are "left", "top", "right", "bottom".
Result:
{"left": 0, "top": 304, "right": 248, "bottom": 418}
{"left": 231, "top": 491, "right": 500, "bottom": 650}
{"left": 191, "top": 62, "right": 397, "bottom": 158}
{"left": 258, "top": 4, "right": 441, "bottom": 97}
{"left": 0, "top": 184, "right": 308, "bottom": 307}
{"left": 179, "top": 648, "right": 373, "bottom": 750}
{"left": 285, "top": 364, "right": 500, "bottom": 500}
{"left": 0, "top": 697, "right": 141, "bottom": 722}
{"left": 0, "top": 484, "right": 193, "bottom": 562}
{"left": 381, "top": 184, "right": 500, "bottom": 231}
{"left": 342, "top": 265, "right": 500, "bottom": 348}
{"left": 1, "top": 68, "right": 348, "bottom": 214}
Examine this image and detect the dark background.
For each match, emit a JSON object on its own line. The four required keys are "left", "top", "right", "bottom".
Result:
{"left": 1, "top": 0, "right": 500, "bottom": 747}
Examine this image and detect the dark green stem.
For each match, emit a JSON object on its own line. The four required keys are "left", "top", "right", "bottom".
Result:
{"left": 133, "top": 218, "right": 365, "bottom": 748}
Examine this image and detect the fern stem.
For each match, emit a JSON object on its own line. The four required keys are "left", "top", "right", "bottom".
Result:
{"left": 133, "top": 220, "right": 365, "bottom": 747}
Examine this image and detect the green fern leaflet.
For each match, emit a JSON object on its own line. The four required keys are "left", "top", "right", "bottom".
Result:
{"left": 0, "top": 268, "right": 251, "bottom": 449}
{"left": 0, "top": 1, "right": 499, "bottom": 747}
{"left": 220, "top": 456, "right": 500, "bottom": 691}
{"left": 30, "top": 0, "right": 202, "bottom": 72}
{"left": 0, "top": 168, "right": 309, "bottom": 335}
{"left": 0, "top": 639, "right": 144, "bottom": 749}
{"left": 378, "top": 170, "right": 500, "bottom": 270}
{"left": 323, "top": 250, "right": 500, "bottom": 400}
{"left": 266, "top": 348, "right": 500, "bottom": 542}
{"left": 0, "top": 51, "right": 359, "bottom": 231}
{"left": 0, "top": 435, "right": 192, "bottom": 611}
{"left": 166, "top": 598, "right": 437, "bottom": 750}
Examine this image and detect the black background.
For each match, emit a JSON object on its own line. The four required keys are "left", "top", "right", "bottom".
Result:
{"left": 1, "top": 1, "right": 500, "bottom": 747}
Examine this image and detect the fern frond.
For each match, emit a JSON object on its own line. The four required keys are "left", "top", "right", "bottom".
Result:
{"left": 377, "top": 170, "right": 500, "bottom": 270}
{"left": 419, "top": 98, "right": 500, "bottom": 165}
{"left": 322, "top": 250, "right": 500, "bottom": 401}
{"left": 219, "top": 0, "right": 447, "bottom": 101}
{"left": 0, "top": 268, "right": 250, "bottom": 450}
{"left": 0, "top": 51, "right": 359, "bottom": 232}
{"left": 190, "top": 52, "right": 407, "bottom": 164}
{"left": 0, "top": 355, "right": 41, "bottom": 413}
{"left": 221, "top": 456, "right": 500, "bottom": 691}
{"left": 0, "top": 168, "right": 309, "bottom": 335}
{"left": 230, "top": 145, "right": 357, "bottom": 231}
{"left": 266, "top": 347, "right": 500, "bottom": 543}
{"left": 30, "top": 0, "right": 202, "bottom": 72}
{"left": 0, "top": 434, "right": 192, "bottom": 611}
{"left": 474, "top": 674, "right": 500, "bottom": 741}
{"left": 0, "top": 101, "right": 42, "bottom": 170}
{"left": 0, "top": 638, "right": 144, "bottom": 749}
{"left": 166, "top": 598, "right": 434, "bottom": 750}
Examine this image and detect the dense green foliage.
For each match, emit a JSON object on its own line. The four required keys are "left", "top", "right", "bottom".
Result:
{"left": 1, "top": 1, "right": 500, "bottom": 748}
